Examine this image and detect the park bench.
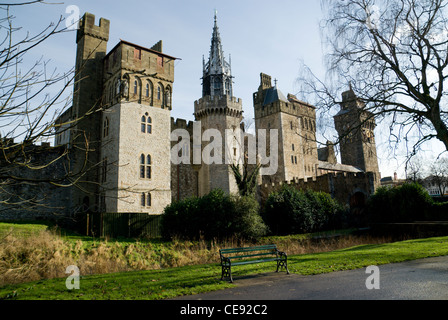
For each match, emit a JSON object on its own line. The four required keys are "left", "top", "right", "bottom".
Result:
{"left": 219, "top": 244, "right": 289, "bottom": 283}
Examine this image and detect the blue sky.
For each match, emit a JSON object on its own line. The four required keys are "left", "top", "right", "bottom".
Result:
{"left": 10, "top": 0, "right": 446, "bottom": 178}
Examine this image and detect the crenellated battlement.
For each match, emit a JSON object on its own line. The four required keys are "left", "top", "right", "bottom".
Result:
{"left": 76, "top": 12, "right": 110, "bottom": 43}
{"left": 171, "top": 117, "right": 195, "bottom": 134}
{"left": 260, "top": 171, "right": 377, "bottom": 206}
{"left": 194, "top": 95, "right": 242, "bottom": 108}
{"left": 194, "top": 95, "right": 243, "bottom": 120}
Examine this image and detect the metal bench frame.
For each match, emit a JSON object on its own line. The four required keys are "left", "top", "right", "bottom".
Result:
{"left": 219, "top": 244, "right": 289, "bottom": 283}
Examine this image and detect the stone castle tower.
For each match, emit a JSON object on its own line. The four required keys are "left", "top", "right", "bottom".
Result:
{"left": 193, "top": 13, "right": 243, "bottom": 196}
{"left": 57, "top": 13, "right": 177, "bottom": 215}
{"left": 334, "top": 87, "right": 380, "bottom": 185}
{"left": 253, "top": 73, "right": 319, "bottom": 184}
{"left": 70, "top": 13, "right": 110, "bottom": 213}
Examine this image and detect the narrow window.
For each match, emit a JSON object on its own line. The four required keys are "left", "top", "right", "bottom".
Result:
{"left": 140, "top": 154, "right": 145, "bottom": 179}
{"left": 157, "top": 86, "right": 161, "bottom": 100}
{"left": 141, "top": 193, "right": 146, "bottom": 207}
{"left": 146, "top": 83, "right": 149, "bottom": 97}
{"left": 103, "top": 117, "right": 109, "bottom": 137}
{"left": 141, "top": 116, "right": 146, "bottom": 133}
{"left": 292, "top": 144, "right": 295, "bottom": 151}
{"left": 147, "top": 117, "right": 152, "bottom": 134}
{"left": 147, "top": 193, "right": 152, "bottom": 207}
{"left": 134, "top": 80, "right": 138, "bottom": 95}
{"left": 146, "top": 155, "right": 152, "bottom": 179}
{"left": 134, "top": 48, "right": 142, "bottom": 60}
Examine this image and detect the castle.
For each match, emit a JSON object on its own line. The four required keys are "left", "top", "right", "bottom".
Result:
{"left": 0, "top": 12, "right": 381, "bottom": 221}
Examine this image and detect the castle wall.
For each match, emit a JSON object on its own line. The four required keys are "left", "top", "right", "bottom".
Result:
{"left": 0, "top": 144, "right": 72, "bottom": 222}
{"left": 170, "top": 118, "right": 199, "bottom": 202}
{"left": 259, "top": 171, "right": 376, "bottom": 207}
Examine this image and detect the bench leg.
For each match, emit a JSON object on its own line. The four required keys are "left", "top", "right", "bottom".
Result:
{"left": 276, "top": 259, "right": 290, "bottom": 274}
{"left": 221, "top": 265, "right": 233, "bottom": 283}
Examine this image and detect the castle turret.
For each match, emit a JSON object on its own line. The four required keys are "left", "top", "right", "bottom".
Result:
{"left": 194, "top": 13, "right": 243, "bottom": 196}
{"left": 334, "top": 87, "right": 380, "bottom": 186}
{"left": 71, "top": 12, "right": 110, "bottom": 213}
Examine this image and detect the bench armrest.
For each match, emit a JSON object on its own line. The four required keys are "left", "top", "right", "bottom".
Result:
{"left": 220, "top": 255, "right": 231, "bottom": 266}
{"left": 277, "top": 251, "right": 287, "bottom": 259}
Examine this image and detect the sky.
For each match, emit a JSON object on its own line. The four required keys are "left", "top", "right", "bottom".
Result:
{"left": 9, "top": 0, "right": 447, "bottom": 179}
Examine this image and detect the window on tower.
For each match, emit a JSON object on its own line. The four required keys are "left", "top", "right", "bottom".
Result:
{"left": 140, "top": 154, "right": 152, "bottom": 180}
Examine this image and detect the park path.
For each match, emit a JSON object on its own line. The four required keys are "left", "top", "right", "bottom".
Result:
{"left": 175, "top": 255, "right": 448, "bottom": 300}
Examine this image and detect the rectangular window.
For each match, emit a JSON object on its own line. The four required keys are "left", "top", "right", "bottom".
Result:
{"left": 140, "top": 165, "right": 145, "bottom": 179}
{"left": 134, "top": 48, "right": 142, "bottom": 60}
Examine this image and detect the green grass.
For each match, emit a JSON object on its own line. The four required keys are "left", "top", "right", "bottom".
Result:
{"left": 1, "top": 235, "right": 448, "bottom": 300}
{"left": 0, "top": 221, "right": 52, "bottom": 238}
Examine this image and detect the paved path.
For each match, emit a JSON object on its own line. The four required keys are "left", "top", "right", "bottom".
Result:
{"left": 176, "top": 256, "right": 448, "bottom": 300}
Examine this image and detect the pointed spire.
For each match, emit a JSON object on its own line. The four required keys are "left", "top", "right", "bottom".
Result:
{"left": 202, "top": 12, "right": 233, "bottom": 98}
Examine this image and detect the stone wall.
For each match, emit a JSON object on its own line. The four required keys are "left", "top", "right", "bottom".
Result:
{"left": 170, "top": 118, "right": 199, "bottom": 202}
{"left": 259, "top": 171, "right": 376, "bottom": 206}
{"left": 0, "top": 143, "right": 72, "bottom": 222}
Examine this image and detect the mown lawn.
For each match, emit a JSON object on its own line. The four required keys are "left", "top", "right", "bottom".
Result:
{"left": 1, "top": 235, "right": 448, "bottom": 300}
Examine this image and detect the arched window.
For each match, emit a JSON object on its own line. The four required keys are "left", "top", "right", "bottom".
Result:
{"left": 140, "top": 154, "right": 151, "bottom": 179}
{"left": 147, "top": 116, "right": 152, "bottom": 134}
{"left": 141, "top": 113, "right": 152, "bottom": 134}
{"left": 140, "top": 154, "right": 145, "bottom": 178}
{"left": 157, "top": 85, "right": 161, "bottom": 100}
{"left": 141, "top": 192, "right": 152, "bottom": 207}
{"left": 146, "top": 83, "right": 150, "bottom": 98}
{"left": 141, "top": 116, "right": 146, "bottom": 133}
{"left": 165, "top": 86, "right": 172, "bottom": 108}
{"left": 141, "top": 193, "right": 146, "bottom": 207}
{"left": 146, "top": 155, "right": 152, "bottom": 179}
{"left": 103, "top": 117, "right": 109, "bottom": 137}
{"left": 134, "top": 80, "right": 138, "bottom": 95}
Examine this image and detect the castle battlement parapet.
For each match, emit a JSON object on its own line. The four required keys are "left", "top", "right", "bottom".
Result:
{"left": 260, "top": 171, "right": 376, "bottom": 206}
{"left": 76, "top": 12, "right": 110, "bottom": 43}
{"left": 194, "top": 95, "right": 243, "bottom": 120}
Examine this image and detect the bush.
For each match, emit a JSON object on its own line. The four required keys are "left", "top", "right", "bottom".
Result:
{"left": 367, "top": 183, "right": 434, "bottom": 223}
{"left": 263, "top": 185, "right": 345, "bottom": 236}
{"left": 160, "top": 190, "right": 268, "bottom": 241}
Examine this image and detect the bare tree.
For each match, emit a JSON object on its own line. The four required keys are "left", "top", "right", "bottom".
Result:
{"left": 426, "top": 156, "right": 448, "bottom": 195}
{"left": 0, "top": 1, "right": 96, "bottom": 211}
{"left": 299, "top": 0, "right": 448, "bottom": 160}
{"left": 405, "top": 155, "right": 426, "bottom": 183}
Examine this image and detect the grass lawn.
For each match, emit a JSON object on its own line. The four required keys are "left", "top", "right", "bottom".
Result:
{"left": 1, "top": 235, "right": 448, "bottom": 300}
